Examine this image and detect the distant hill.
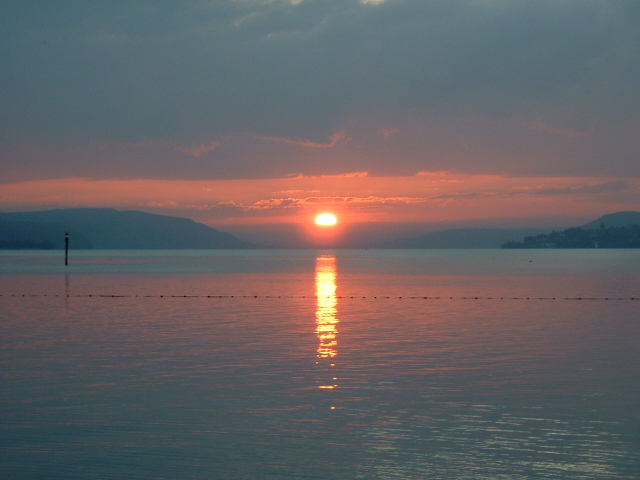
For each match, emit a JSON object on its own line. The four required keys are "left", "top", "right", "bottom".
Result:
{"left": 0, "top": 208, "right": 253, "bottom": 249}
{"left": 581, "top": 211, "right": 640, "bottom": 229}
{"left": 502, "top": 211, "right": 640, "bottom": 248}
{"left": 380, "top": 228, "right": 548, "bottom": 249}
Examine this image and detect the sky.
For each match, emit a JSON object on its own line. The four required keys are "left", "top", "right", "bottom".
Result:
{"left": 2, "top": 0, "right": 640, "bottom": 241}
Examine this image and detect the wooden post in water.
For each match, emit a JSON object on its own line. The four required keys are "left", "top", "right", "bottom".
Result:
{"left": 64, "top": 232, "right": 69, "bottom": 266}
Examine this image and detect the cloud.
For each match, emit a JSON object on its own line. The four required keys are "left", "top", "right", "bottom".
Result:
{"left": 3, "top": 0, "right": 639, "bottom": 144}
{"left": 234, "top": 194, "right": 428, "bottom": 219}
{"left": 526, "top": 121, "right": 594, "bottom": 138}
{"left": 172, "top": 142, "right": 222, "bottom": 157}
{"left": 377, "top": 128, "right": 398, "bottom": 138}
{"left": 1, "top": 1, "right": 640, "bottom": 183}
{"left": 532, "top": 180, "right": 631, "bottom": 196}
{"left": 430, "top": 192, "right": 498, "bottom": 201}
{"left": 430, "top": 180, "right": 633, "bottom": 201}
{"left": 254, "top": 132, "right": 351, "bottom": 148}
{"left": 288, "top": 171, "right": 369, "bottom": 179}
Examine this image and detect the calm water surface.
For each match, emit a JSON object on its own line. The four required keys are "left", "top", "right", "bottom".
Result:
{"left": 1, "top": 249, "right": 639, "bottom": 479}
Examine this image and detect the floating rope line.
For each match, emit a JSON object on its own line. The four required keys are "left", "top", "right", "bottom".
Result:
{"left": 1, "top": 294, "right": 638, "bottom": 301}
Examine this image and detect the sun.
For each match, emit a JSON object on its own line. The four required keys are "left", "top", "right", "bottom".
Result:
{"left": 315, "top": 213, "right": 337, "bottom": 226}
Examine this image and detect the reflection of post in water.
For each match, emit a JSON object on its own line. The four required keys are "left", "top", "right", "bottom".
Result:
{"left": 315, "top": 255, "right": 339, "bottom": 390}
{"left": 64, "top": 272, "right": 70, "bottom": 309}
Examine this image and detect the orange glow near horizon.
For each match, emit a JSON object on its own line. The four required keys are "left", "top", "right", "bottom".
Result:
{"left": 1, "top": 173, "right": 638, "bottom": 227}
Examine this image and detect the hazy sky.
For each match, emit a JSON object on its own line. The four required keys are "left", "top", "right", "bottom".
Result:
{"left": 2, "top": 0, "right": 639, "bottom": 228}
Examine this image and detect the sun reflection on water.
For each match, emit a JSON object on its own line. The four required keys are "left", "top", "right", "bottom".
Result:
{"left": 315, "top": 255, "right": 338, "bottom": 359}
{"left": 315, "top": 255, "right": 339, "bottom": 390}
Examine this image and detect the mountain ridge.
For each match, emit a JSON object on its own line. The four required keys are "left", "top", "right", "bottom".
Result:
{"left": 2, "top": 209, "right": 639, "bottom": 249}
{"left": 502, "top": 211, "right": 640, "bottom": 248}
{"left": 581, "top": 211, "right": 640, "bottom": 229}
{"left": 0, "top": 208, "right": 253, "bottom": 249}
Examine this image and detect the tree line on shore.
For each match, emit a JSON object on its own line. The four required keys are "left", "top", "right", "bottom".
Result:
{"left": 502, "top": 224, "right": 640, "bottom": 248}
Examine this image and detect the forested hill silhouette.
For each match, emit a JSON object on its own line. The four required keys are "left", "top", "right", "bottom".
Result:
{"left": 502, "top": 211, "right": 640, "bottom": 248}
{"left": 0, "top": 208, "right": 253, "bottom": 249}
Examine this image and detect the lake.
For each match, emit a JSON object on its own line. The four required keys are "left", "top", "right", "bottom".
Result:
{"left": 1, "top": 249, "right": 639, "bottom": 479}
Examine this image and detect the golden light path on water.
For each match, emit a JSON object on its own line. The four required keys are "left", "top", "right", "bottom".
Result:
{"left": 315, "top": 255, "right": 339, "bottom": 391}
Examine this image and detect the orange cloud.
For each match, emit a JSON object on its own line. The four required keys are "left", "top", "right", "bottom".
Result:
{"left": 172, "top": 142, "right": 221, "bottom": 157}
{"left": 288, "top": 171, "right": 369, "bottom": 179}
{"left": 377, "top": 127, "right": 398, "bottom": 137}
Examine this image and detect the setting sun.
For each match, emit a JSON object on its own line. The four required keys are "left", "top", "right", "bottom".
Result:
{"left": 315, "top": 213, "right": 337, "bottom": 226}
